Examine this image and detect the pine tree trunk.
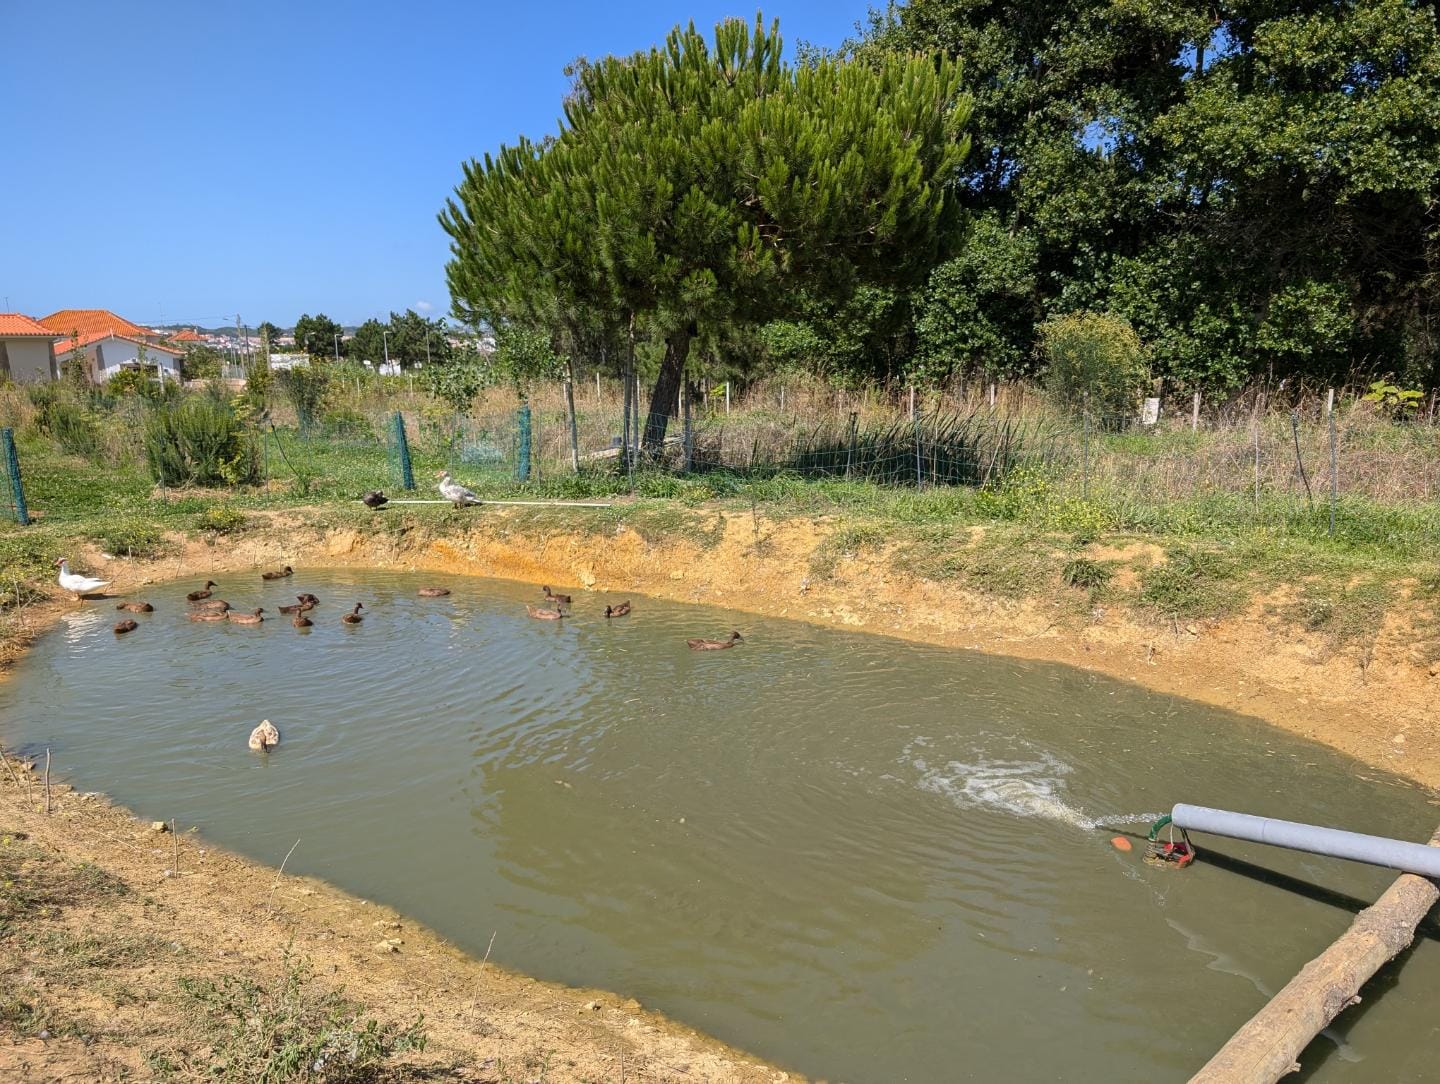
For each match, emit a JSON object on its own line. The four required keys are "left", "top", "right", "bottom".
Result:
{"left": 563, "top": 357, "right": 580, "bottom": 474}
{"left": 642, "top": 326, "right": 693, "bottom": 455}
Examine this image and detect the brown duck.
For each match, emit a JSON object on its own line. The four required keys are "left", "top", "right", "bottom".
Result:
{"left": 292, "top": 612, "right": 313, "bottom": 629}
{"left": 116, "top": 601, "right": 153, "bottom": 613}
{"left": 113, "top": 619, "right": 139, "bottom": 634}
{"left": 526, "top": 603, "right": 565, "bottom": 621}
{"left": 542, "top": 586, "right": 572, "bottom": 605}
{"left": 297, "top": 593, "right": 319, "bottom": 605}
{"left": 227, "top": 608, "right": 265, "bottom": 625}
{"left": 261, "top": 565, "right": 294, "bottom": 580}
{"left": 687, "top": 631, "right": 743, "bottom": 651}
{"left": 418, "top": 587, "right": 451, "bottom": 597}
{"left": 191, "top": 598, "right": 231, "bottom": 612}
{"left": 186, "top": 580, "right": 219, "bottom": 601}
{"left": 604, "top": 601, "right": 632, "bottom": 618}
{"left": 277, "top": 596, "right": 316, "bottom": 615}
{"left": 342, "top": 603, "right": 366, "bottom": 625}
{"left": 188, "top": 609, "right": 229, "bottom": 622}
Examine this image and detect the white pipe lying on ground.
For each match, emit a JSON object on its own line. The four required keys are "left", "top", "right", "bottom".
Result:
{"left": 1172, "top": 803, "right": 1440, "bottom": 878}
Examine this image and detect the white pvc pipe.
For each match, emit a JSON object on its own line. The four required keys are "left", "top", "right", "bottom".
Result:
{"left": 1172, "top": 804, "right": 1440, "bottom": 879}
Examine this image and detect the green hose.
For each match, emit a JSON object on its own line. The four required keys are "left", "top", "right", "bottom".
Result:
{"left": 1147, "top": 814, "right": 1173, "bottom": 842}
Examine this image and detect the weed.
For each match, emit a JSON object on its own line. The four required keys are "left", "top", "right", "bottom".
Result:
{"left": 1139, "top": 547, "right": 1243, "bottom": 620}
{"left": 172, "top": 953, "right": 425, "bottom": 1083}
{"left": 88, "top": 519, "right": 167, "bottom": 559}
{"left": 1062, "top": 557, "right": 1115, "bottom": 591}
{"left": 809, "top": 523, "right": 889, "bottom": 579}
{"left": 195, "top": 505, "right": 249, "bottom": 535}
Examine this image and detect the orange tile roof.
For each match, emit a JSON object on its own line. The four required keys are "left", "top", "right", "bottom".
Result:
{"left": 38, "top": 309, "right": 154, "bottom": 341}
{"left": 53, "top": 329, "right": 183, "bottom": 357}
{"left": 169, "top": 328, "right": 204, "bottom": 342}
{"left": 0, "top": 313, "right": 62, "bottom": 338}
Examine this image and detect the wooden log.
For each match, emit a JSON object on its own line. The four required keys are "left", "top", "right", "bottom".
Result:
{"left": 1190, "top": 826, "right": 1440, "bottom": 1083}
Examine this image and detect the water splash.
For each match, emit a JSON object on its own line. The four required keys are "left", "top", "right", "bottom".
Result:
{"left": 912, "top": 747, "right": 1099, "bottom": 830}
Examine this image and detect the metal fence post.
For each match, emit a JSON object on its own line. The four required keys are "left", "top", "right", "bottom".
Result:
{"left": 845, "top": 412, "right": 858, "bottom": 480}
{"left": 2, "top": 428, "right": 29, "bottom": 525}
{"left": 1329, "top": 405, "right": 1339, "bottom": 537}
{"left": 1081, "top": 396, "right": 1090, "bottom": 501}
{"left": 391, "top": 411, "right": 415, "bottom": 491}
{"left": 914, "top": 412, "right": 923, "bottom": 488}
{"left": 517, "top": 402, "right": 532, "bottom": 482}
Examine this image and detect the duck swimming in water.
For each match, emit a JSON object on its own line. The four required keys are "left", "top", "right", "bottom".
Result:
{"left": 116, "top": 601, "right": 153, "bottom": 613}
{"left": 113, "top": 619, "right": 138, "bottom": 634}
{"left": 686, "top": 631, "right": 743, "bottom": 651}
{"left": 227, "top": 608, "right": 265, "bottom": 625}
{"left": 526, "top": 603, "right": 565, "bottom": 621}
{"left": 248, "top": 720, "right": 280, "bottom": 751}
{"left": 186, "top": 580, "right": 219, "bottom": 601}
{"left": 261, "top": 565, "right": 293, "bottom": 580}
{"left": 342, "top": 603, "right": 366, "bottom": 625}
{"left": 604, "top": 601, "right": 632, "bottom": 618}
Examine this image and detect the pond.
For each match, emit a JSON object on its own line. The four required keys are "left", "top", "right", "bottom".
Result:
{"left": 5, "top": 569, "right": 1440, "bottom": 1082}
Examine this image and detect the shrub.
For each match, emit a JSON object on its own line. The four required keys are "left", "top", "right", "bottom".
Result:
{"left": 36, "top": 397, "right": 102, "bottom": 458}
{"left": 1039, "top": 312, "right": 1149, "bottom": 423}
{"left": 194, "top": 505, "right": 249, "bottom": 534}
{"left": 1062, "top": 557, "right": 1114, "bottom": 590}
{"left": 275, "top": 364, "right": 331, "bottom": 432}
{"left": 88, "top": 520, "right": 167, "bottom": 559}
{"left": 143, "top": 398, "right": 260, "bottom": 487}
{"left": 1139, "top": 547, "right": 1240, "bottom": 619}
{"left": 176, "top": 955, "right": 425, "bottom": 1083}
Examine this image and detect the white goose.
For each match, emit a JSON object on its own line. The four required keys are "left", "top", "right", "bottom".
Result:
{"left": 55, "top": 558, "right": 110, "bottom": 600}
{"left": 436, "top": 470, "right": 482, "bottom": 508}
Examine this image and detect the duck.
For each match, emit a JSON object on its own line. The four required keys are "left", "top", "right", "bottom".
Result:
{"left": 261, "top": 565, "right": 294, "bottom": 580}
{"left": 297, "top": 593, "right": 319, "bottom": 605}
{"left": 191, "top": 598, "right": 231, "bottom": 612}
{"left": 436, "top": 470, "right": 482, "bottom": 508}
{"left": 687, "top": 631, "right": 743, "bottom": 651}
{"left": 55, "top": 558, "right": 111, "bottom": 600}
{"left": 277, "top": 596, "right": 316, "bottom": 615}
{"left": 526, "top": 603, "right": 565, "bottom": 621}
{"left": 292, "top": 612, "right": 313, "bottom": 629}
{"left": 188, "top": 609, "right": 229, "bottom": 622}
{"left": 418, "top": 587, "right": 451, "bottom": 597}
{"left": 227, "top": 607, "right": 265, "bottom": 625}
{"left": 362, "top": 490, "right": 389, "bottom": 509}
{"left": 604, "top": 601, "right": 632, "bottom": 618}
{"left": 113, "top": 618, "right": 139, "bottom": 634}
{"left": 543, "top": 585, "right": 572, "bottom": 605}
{"left": 186, "top": 580, "right": 219, "bottom": 601}
{"left": 116, "top": 601, "right": 154, "bottom": 613}
{"left": 248, "top": 719, "right": 280, "bottom": 752}
{"left": 342, "top": 603, "right": 366, "bottom": 625}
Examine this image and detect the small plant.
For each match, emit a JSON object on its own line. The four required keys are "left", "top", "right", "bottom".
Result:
{"left": 195, "top": 506, "right": 249, "bottom": 534}
{"left": 1362, "top": 379, "right": 1423, "bottom": 418}
{"left": 37, "top": 397, "right": 102, "bottom": 458}
{"left": 275, "top": 364, "right": 332, "bottom": 433}
{"left": 88, "top": 520, "right": 167, "bottom": 559}
{"left": 143, "top": 398, "right": 260, "bottom": 487}
{"left": 176, "top": 954, "right": 425, "bottom": 1083}
{"left": 1139, "top": 547, "right": 1240, "bottom": 619}
{"left": 974, "top": 462, "right": 1050, "bottom": 521}
{"left": 1062, "top": 557, "right": 1114, "bottom": 590}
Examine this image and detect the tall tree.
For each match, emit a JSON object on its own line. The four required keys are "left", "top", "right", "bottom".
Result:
{"left": 347, "top": 319, "right": 388, "bottom": 366}
{"left": 294, "top": 313, "right": 344, "bottom": 360}
{"left": 384, "top": 309, "right": 452, "bottom": 370}
{"left": 442, "top": 15, "right": 972, "bottom": 451}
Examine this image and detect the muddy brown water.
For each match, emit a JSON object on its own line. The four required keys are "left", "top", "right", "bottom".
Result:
{"left": 6, "top": 569, "right": 1440, "bottom": 1082}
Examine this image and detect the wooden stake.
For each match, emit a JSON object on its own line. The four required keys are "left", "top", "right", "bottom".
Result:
{"left": 43, "top": 748, "right": 51, "bottom": 815}
{"left": 171, "top": 818, "right": 179, "bottom": 875}
{"left": 909, "top": 385, "right": 916, "bottom": 421}
{"left": 1191, "top": 391, "right": 1201, "bottom": 431}
{"left": 1190, "top": 825, "right": 1440, "bottom": 1083}
{"left": 1326, "top": 387, "right": 1335, "bottom": 416}
{"left": 266, "top": 837, "right": 302, "bottom": 912}
{"left": 0, "top": 745, "right": 19, "bottom": 788}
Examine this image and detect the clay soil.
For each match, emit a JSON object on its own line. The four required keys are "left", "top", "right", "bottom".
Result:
{"left": 3, "top": 504, "right": 1438, "bottom": 1081}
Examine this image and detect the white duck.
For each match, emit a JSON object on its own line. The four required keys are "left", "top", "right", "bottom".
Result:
{"left": 55, "top": 558, "right": 110, "bottom": 600}
{"left": 436, "top": 470, "right": 482, "bottom": 508}
{"left": 248, "top": 719, "right": 280, "bottom": 751}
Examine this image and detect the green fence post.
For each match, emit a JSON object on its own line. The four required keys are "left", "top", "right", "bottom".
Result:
{"left": 2, "top": 428, "right": 29, "bottom": 526}
{"left": 391, "top": 411, "right": 415, "bottom": 491}
{"left": 517, "top": 403, "right": 532, "bottom": 482}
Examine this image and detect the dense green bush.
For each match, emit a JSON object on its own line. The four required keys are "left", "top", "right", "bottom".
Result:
{"left": 35, "top": 394, "right": 103, "bottom": 458}
{"left": 275, "top": 363, "right": 331, "bottom": 431}
{"left": 143, "top": 398, "right": 260, "bottom": 486}
{"left": 1039, "top": 312, "right": 1149, "bottom": 423}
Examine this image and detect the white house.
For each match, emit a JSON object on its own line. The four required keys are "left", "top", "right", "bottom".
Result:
{"left": 37, "top": 309, "right": 184, "bottom": 383}
{"left": 0, "top": 314, "right": 60, "bottom": 381}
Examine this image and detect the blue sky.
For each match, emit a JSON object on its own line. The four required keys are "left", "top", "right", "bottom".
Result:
{"left": 3, "top": 1, "right": 866, "bottom": 330}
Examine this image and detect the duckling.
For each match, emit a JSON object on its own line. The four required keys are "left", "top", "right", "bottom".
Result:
{"left": 526, "top": 603, "right": 565, "bottom": 621}
{"left": 227, "top": 607, "right": 265, "bottom": 625}
{"left": 292, "top": 611, "right": 313, "bottom": 629}
{"left": 543, "top": 585, "right": 572, "bottom": 605}
{"left": 113, "top": 618, "right": 139, "bottom": 634}
{"left": 687, "top": 631, "right": 743, "bottom": 651}
{"left": 604, "top": 601, "right": 632, "bottom": 618}
{"left": 248, "top": 719, "right": 280, "bottom": 751}
{"left": 188, "top": 609, "right": 229, "bottom": 622}
{"left": 186, "top": 580, "right": 219, "bottom": 601}
{"left": 116, "top": 601, "right": 154, "bottom": 613}
{"left": 341, "top": 603, "right": 365, "bottom": 625}
{"left": 362, "top": 490, "right": 389, "bottom": 509}
{"left": 418, "top": 587, "right": 451, "bottom": 597}
{"left": 277, "top": 596, "right": 316, "bottom": 615}
{"left": 261, "top": 565, "right": 294, "bottom": 580}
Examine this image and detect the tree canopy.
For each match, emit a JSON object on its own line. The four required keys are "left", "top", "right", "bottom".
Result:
{"left": 294, "top": 313, "right": 344, "bottom": 360}
{"left": 441, "top": 14, "right": 972, "bottom": 446}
